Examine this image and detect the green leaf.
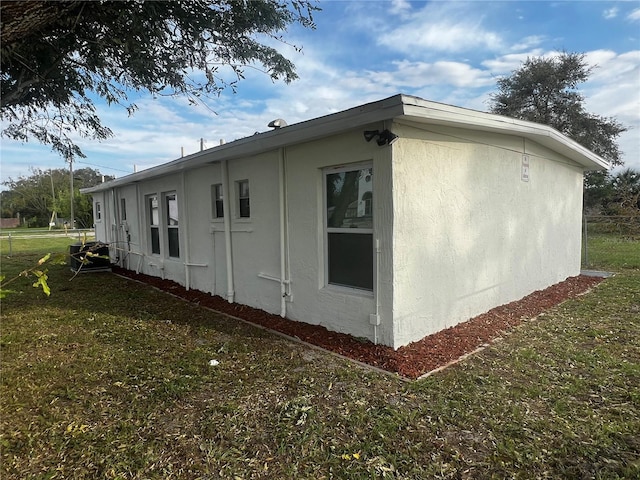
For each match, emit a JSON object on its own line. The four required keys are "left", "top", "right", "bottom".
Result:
{"left": 32, "top": 270, "right": 51, "bottom": 296}
{"left": 37, "top": 253, "right": 51, "bottom": 266}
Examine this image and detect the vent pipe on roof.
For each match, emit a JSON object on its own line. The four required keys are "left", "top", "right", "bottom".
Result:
{"left": 268, "top": 118, "right": 287, "bottom": 129}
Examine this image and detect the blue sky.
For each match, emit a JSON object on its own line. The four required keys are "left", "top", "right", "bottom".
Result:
{"left": 1, "top": 0, "right": 639, "bottom": 186}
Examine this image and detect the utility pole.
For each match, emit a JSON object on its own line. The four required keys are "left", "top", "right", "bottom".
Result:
{"left": 49, "top": 169, "right": 56, "bottom": 231}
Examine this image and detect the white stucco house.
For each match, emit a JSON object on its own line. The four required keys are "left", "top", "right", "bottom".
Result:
{"left": 82, "top": 94, "right": 608, "bottom": 349}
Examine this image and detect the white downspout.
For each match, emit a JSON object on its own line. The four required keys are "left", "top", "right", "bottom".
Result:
{"left": 181, "top": 171, "right": 192, "bottom": 290}
{"left": 111, "top": 188, "right": 119, "bottom": 264}
{"left": 135, "top": 183, "right": 143, "bottom": 274}
{"left": 373, "top": 238, "right": 381, "bottom": 345}
{"left": 278, "top": 148, "right": 289, "bottom": 317}
{"left": 221, "top": 159, "right": 235, "bottom": 303}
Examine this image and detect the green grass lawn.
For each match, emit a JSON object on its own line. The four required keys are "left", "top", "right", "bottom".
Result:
{"left": 0, "top": 233, "right": 94, "bottom": 256}
{"left": 1, "top": 234, "right": 639, "bottom": 479}
{"left": 582, "top": 233, "right": 640, "bottom": 270}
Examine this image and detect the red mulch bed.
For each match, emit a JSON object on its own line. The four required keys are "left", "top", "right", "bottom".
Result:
{"left": 112, "top": 267, "right": 604, "bottom": 379}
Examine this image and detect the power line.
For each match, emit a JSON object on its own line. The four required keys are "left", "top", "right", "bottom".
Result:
{"left": 75, "top": 160, "right": 132, "bottom": 174}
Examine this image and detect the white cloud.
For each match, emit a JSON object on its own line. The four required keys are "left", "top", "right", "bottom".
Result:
{"left": 389, "top": 0, "right": 412, "bottom": 16}
{"left": 510, "top": 36, "right": 545, "bottom": 51}
{"left": 582, "top": 50, "right": 640, "bottom": 168}
{"left": 377, "top": 3, "right": 503, "bottom": 54}
{"left": 369, "top": 60, "right": 494, "bottom": 89}
{"left": 628, "top": 8, "right": 640, "bottom": 21}
{"left": 603, "top": 7, "right": 619, "bottom": 19}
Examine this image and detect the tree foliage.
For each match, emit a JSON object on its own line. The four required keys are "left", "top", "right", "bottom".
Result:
{"left": 585, "top": 168, "right": 640, "bottom": 216}
{"left": 1, "top": 0, "right": 317, "bottom": 159}
{"left": 1, "top": 167, "right": 113, "bottom": 227}
{"left": 489, "top": 52, "right": 627, "bottom": 166}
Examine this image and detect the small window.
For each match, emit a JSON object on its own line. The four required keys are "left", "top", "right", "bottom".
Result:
{"left": 120, "top": 198, "right": 127, "bottom": 221}
{"left": 165, "top": 192, "right": 179, "bottom": 258}
{"left": 237, "top": 180, "right": 250, "bottom": 218}
{"left": 211, "top": 184, "right": 224, "bottom": 218}
{"left": 95, "top": 202, "right": 102, "bottom": 221}
{"left": 148, "top": 195, "right": 160, "bottom": 254}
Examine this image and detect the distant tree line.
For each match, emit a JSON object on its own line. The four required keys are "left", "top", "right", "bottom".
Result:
{"left": 1, "top": 167, "right": 113, "bottom": 228}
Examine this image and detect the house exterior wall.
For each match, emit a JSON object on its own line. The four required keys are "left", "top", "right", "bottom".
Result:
{"left": 284, "top": 129, "right": 394, "bottom": 345}
{"left": 96, "top": 130, "right": 395, "bottom": 345}
{"left": 390, "top": 122, "right": 584, "bottom": 348}
{"left": 88, "top": 114, "right": 590, "bottom": 350}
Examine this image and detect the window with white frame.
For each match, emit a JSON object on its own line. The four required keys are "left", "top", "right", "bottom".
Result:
{"left": 148, "top": 195, "right": 160, "bottom": 254}
{"left": 325, "top": 165, "right": 373, "bottom": 290}
{"left": 95, "top": 202, "right": 102, "bottom": 221}
{"left": 165, "top": 192, "right": 179, "bottom": 258}
{"left": 211, "top": 184, "right": 224, "bottom": 219}
{"left": 237, "top": 180, "right": 250, "bottom": 218}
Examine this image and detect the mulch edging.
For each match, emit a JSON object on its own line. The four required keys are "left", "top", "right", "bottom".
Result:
{"left": 112, "top": 267, "right": 604, "bottom": 379}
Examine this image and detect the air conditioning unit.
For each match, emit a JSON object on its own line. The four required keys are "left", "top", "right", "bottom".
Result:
{"left": 69, "top": 241, "right": 111, "bottom": 272}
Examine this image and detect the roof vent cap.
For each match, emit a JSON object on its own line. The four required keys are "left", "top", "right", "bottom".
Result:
{"left": 268, "top": 118, "right": 287, "bottom": 129}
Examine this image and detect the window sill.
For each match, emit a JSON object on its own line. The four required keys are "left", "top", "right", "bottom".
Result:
{"left": 322, "top": 284, "right": 374, "bottom": 298}
{"left": 209, "top": 225, "right": 253, "bottom": 234}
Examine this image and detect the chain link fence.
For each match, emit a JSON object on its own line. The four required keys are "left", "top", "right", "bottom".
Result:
{"left": 582, "top": 215, "right": 639, "bottom": 268}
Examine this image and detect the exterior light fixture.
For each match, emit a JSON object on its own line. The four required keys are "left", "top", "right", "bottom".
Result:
{"left": 363, "top": 129, "right": 399, "bottom": 146}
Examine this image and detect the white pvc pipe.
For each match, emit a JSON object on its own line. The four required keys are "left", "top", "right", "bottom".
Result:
{"left": 135, "top": 183, "right": 143, "bottom": 273}
{"left": 278, "top": 148, "right": 287, "bottom": 317}
{"left": 221, "top": 159, "right": 235, "bottom": 303}
{"left": 374, "top": 238, "right": 381, "bottom": 345}
{"left": 181, "top": 171, "right": 192, "bottom": 290}
{"left": 111, "top": 188, "right": 118, "bottom": 265}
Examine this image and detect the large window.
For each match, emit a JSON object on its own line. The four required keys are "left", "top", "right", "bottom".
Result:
{"left": 211, "top": 184, "right": 224, "bottom": 219}
{"left": 237, "top": 180, "right": 250, "bottom": 218}
{"left": 148, "top": 195, "right": 160, "bottom": 254}
{"left": 165, "top": 192, "right": 180, "bottom": 258}
{"left": 325, "top": 165, "right": 373, "bottom": 290}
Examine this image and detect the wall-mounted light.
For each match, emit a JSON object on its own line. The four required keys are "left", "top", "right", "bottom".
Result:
{"left": 363, "top": 129, "right": 399, "bottom": 146}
